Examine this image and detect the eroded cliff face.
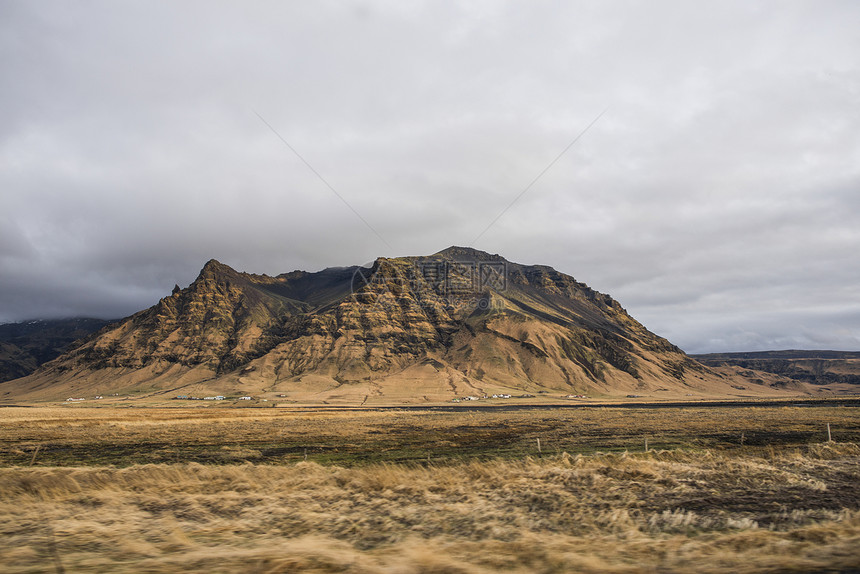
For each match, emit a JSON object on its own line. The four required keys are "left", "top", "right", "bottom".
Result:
{"left": 4, "top": 247, "right": 777, "bottom": 402}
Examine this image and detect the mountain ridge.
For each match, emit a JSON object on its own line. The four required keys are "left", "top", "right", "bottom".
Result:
{"left": 0, "top": 318, "right": 114, "bottom": 383}
{"left": 692, "top": 351, "right": 860, "bottom": 388}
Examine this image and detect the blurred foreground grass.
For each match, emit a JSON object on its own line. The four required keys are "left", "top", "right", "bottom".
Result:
{"left": 1, "top": 406, "right": 859, "bottom": 572}
{"left": 1, "top": 445, "right": 859, "bottom": 573}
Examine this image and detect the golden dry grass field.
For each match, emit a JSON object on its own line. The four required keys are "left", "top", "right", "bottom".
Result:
{"left": 1, "top": 404, "right": 859, "bottom": 573}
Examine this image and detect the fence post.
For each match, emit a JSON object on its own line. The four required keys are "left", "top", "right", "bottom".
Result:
{"left": 29, "top": 445, "right": 41, "bottom": 466}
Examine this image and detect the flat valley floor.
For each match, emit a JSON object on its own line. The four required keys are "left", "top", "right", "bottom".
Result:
{"left": 1, "top": 402, "right": 859, "bottom": 573}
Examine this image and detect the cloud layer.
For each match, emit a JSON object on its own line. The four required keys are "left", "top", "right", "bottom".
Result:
{"left": 2, "top": 1, "right": 859, "bottom": 352}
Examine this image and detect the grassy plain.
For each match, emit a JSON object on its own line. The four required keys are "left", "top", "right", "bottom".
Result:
{"left": 1, "top": 404, "right": 859, "bottom": 572}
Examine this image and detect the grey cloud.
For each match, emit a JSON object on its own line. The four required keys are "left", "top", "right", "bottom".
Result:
{"left": 1, "top": 1, "right": 859, "bottom": 352}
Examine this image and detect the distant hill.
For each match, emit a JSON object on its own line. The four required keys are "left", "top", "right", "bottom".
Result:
{"left": 691, "top": 351, "right": 860, "bottom": 387}
{"left": 1, "top": 248, "right": 820, "bottom": 403}
{"left": 0, "top": 318, "right": 114, "bottom": 382}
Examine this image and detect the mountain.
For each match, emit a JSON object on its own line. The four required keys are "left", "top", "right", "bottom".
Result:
{"left": 0, "top": 318, "right": 113, "bottom": 383}
{"left": 692, "top": 351, "right": 860, "bottom": 391}
{"left": 1, "top": 247, "right": 816, "bottom": 403}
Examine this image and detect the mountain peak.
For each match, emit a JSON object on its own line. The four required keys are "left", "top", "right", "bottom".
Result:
{"left": 431, "top": 246, "right": 506, "bottom": 261}
{"left": 196, "top": 258, "right": 240, "bottom": 281}
{"left": 202, "top": 258, "right": 229, "bottom": 271}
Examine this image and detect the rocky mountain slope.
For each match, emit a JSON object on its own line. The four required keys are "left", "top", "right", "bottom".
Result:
{"left": 1, "top": 247, "right": 814, "bottom": 403}
{"left": 0, "top": 319, "right": 112, "bottom": 383}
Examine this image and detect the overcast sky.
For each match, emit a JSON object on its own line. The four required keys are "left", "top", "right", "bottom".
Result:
{"left": 2, "top": 1, "right": 859, "bottom": 353}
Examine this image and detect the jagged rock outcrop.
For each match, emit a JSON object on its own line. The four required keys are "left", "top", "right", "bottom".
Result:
{"left": 1, "top": 247, "right": 806, "bottom": 402}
